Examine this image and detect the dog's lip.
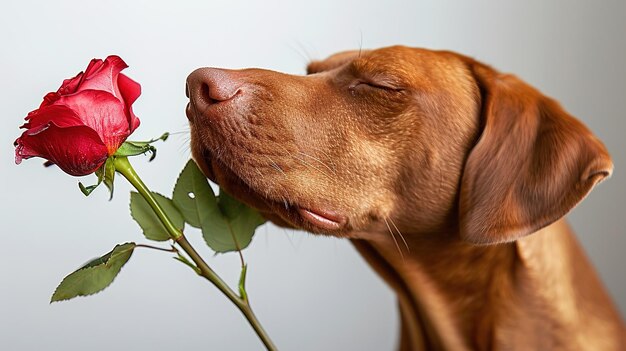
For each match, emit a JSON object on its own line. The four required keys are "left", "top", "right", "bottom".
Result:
{"left": 194, "top": 147, "right": 348, "bottom": 232}
{"left": 297, "top": 207, "right": 347, "bottom": 231}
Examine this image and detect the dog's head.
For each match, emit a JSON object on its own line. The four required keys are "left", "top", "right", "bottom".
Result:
{"left": 186, "top": 45, "right": 612, "bottom": 244}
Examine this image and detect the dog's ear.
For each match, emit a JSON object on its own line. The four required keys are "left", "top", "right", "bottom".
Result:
{"left": 306, "top": 50, "right": 366, "bottom": 74}
{"left": 459, "top": 61, "right": 613, "bottom": 244}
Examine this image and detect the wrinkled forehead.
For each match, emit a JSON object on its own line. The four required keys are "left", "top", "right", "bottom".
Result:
{"left": 359, "top": 47, "right": 468, "bottom": 79}
{"left": 309, "top": 46, "right": 468, "bottom": 85}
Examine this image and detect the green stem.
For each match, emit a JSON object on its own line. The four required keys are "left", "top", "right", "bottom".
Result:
{"left": 134, "top": 243, "right": 179, "bottom": 253}
{"left": 114, "top": 157, "right": 181, "bottom": 240}
{"left": 176, "top": 236, "right": 275, "bottom": 350}
{"left": 114, "top": 156, "right": 277, "bottom": 351}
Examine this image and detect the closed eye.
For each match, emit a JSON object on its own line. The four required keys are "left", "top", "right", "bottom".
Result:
{"left": 348, "top": 80, "right": 404, "bottom": 93}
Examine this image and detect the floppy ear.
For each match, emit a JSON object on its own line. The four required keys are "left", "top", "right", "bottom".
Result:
{"left": 306, "top": 50, "right": 367, "bottom": 74}
{"left": 459, "top": 62, "right": 613, "bottom": 244}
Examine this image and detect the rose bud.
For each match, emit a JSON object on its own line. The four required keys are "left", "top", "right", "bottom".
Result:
{"left": 14, "top": 55, "right": 141, "bottom": 176}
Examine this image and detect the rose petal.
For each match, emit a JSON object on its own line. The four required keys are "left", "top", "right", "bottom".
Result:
{"left": 57, "top": 90, "right": 131, "bottom": 153}
{"left": 21, "top": 104, "right": 84, "bottom": 131}
{"left": 77, "top": 56, "right": 128, "bottom": 100}
{"left": 57, "top": 71, "right": 85, "bottom": 96}
{"left": 15, "top": 123, "right": 108, "bottom": 176}
{"left": 117, "top": 73, "right": 141, "bottom": 106}
{"left": 39, "top": 92, "right": 62, "bottom": 108}
{"left": 128, "top": 106, "right": 140, "bottom": 132}
{"left": 84, "top": 58, "right": 105, "bottom": 79}
{"left": 117, "top": 73, "right": 141, "bottom": 132}
{"left": 52, "top": 58, "right": 104, "bottom": 98}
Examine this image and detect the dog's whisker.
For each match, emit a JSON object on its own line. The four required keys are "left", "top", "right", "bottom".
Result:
{"left": 276, "top": 144, "right": 333, "bottom": 180}
{"left": 297, "top": 151, "right": 336, "bottom": 175}
{"left": 302, "top": 145, "right": 337, "bottom": 170}
{"left": 253, "top": 167, "right": 263, "bottom": 176}
{"left": 358, "top": 31, "right": 364, "bottom": 58}
{"left": 293, "top": 155, "right": 333, "bottom": 179}
{"left": 384, "top": 217, "right": 404, "bottom": 260}
{"left": 253, "top": 161, "right": 290, "bottom": 204}
{"left": 264, "top": 155, "right": 287, "bottom": 177}
{"left": 178, "top": 145, "right": 191, "bottom": 156}
{"left": 389, "top": 217, "right": 410, "bottom": 253}
{"left": 281, "top": 228, "right": 298, "bottom": 251}
{"left": 287, "top": 41, "right": 314, "bottom": 68}
{"left": 168, "top": 130, "right": 190, "bottom": 136}
{"left": 177, "top": 135, "right": 192, "bottom": 154}
{"left": 276, "top": 144, "right": 295, "bottom": 159}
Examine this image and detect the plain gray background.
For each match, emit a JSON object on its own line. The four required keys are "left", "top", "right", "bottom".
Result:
{"left": 1, "top": 1, "right": 624, "bottom": 350}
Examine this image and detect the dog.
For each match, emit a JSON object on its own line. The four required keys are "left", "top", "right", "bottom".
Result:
{"left": 185, "top": 45, "right": 625, "bottom": 350}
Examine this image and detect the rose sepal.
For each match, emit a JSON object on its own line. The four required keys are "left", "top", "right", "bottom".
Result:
{"left": 78, "top": 132, "right": 169, "bottom": 198}
{"left": 78, "top": 157, "right": 116, "bottom": 198}
{"left": 114, "top": 132, "right": 169, "bottom": 161}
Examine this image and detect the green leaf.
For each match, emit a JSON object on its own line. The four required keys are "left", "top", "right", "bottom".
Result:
{"left": 200, "top": 211, "right": 236, "bottom": 252}
{"left": 216, "top": 189, "right": 266, "bottom": 251}
{"left": 172, "top": 159, "right": 219, "bottom": 228}
{"left": 51, "top": 243, "right": 136, "bottom": 302}
{"left": 202, "top": 189, "right": 265, "bottom": 253}
{"left": 172, "top": 160, "right": 266, "bottom": 253}
{"left": 130, "top": 191, "right": 184, "bottom": 241}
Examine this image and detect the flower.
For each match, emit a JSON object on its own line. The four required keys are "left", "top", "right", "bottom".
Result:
{"left": 14, "top": 56, "right": 141, "bottom": 176}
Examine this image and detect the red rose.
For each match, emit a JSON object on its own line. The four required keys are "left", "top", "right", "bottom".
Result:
{"left": 15, "top": 55, "right": 141, "bottom": 176}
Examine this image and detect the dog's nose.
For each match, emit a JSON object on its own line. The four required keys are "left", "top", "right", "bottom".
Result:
{"left": 186, "top": 68, "right": 243, "bottom": 116}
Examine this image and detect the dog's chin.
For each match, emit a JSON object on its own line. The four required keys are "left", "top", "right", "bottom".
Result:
{"left": 191, "top": 149, "right": 351, "bottom": 236}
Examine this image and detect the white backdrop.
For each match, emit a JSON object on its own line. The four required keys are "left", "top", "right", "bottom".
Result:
{"left": 1, "top": 1, "right": 624, "bottom": 350}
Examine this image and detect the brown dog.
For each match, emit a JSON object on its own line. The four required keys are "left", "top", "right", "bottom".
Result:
{"left": 185, "top": 46, "right": 625, "bottom": 350}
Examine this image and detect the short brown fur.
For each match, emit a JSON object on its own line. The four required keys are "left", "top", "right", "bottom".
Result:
{"left": 186, "top": 46, "right": 625, "bottom": 350}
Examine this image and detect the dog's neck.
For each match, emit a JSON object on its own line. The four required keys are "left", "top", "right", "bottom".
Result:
{"left": 351, "top": 219, "right": 624, "bottom": 351}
